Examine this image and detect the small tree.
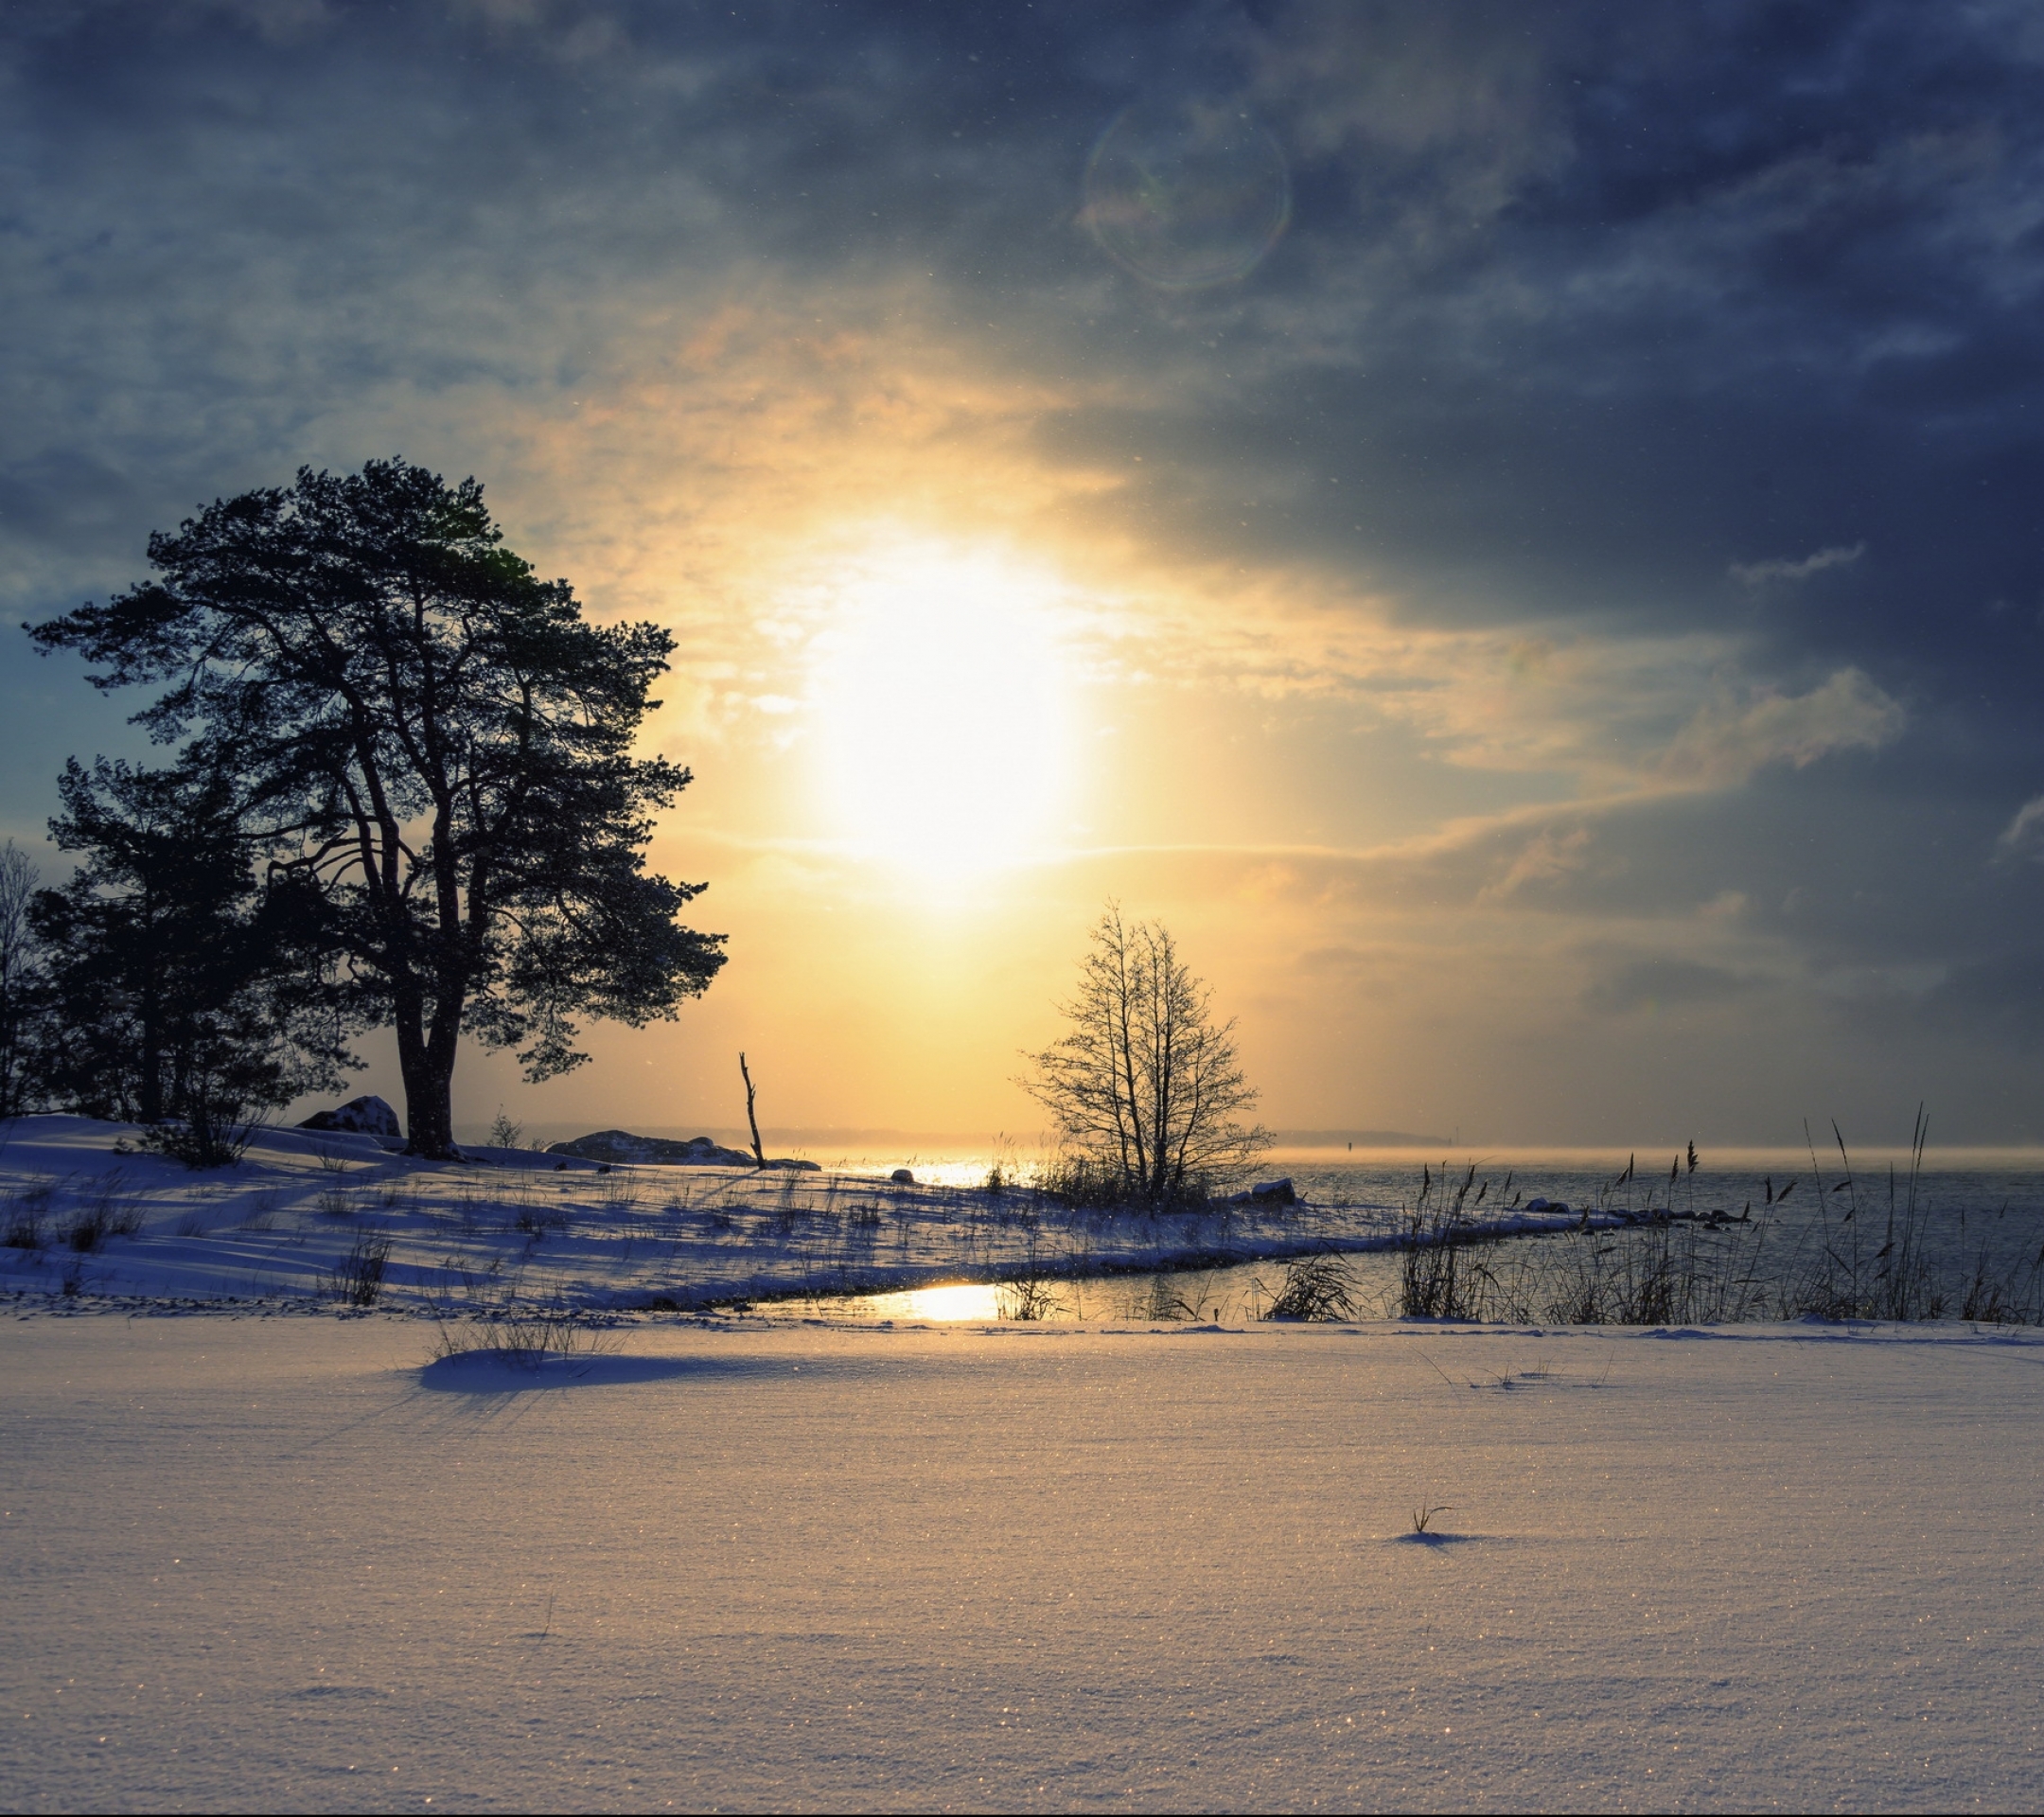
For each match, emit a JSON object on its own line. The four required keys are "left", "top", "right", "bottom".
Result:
{"left": 30, "top": 459, "right": 727, "bottom": 1157}
{"left": 0, "top": 839, "right": 41, "bottom": 1120}
{"left": 1020, "top": 906, "right": 1267, "bottom": 1205}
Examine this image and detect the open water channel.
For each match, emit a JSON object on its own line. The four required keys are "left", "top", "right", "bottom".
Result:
{"left": 755, "top": 1142, "right": 2044, "bottom": 1326}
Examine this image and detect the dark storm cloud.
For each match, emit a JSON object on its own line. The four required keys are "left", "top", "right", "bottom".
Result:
{"left": 9, "top": 1, "right": 2042, "bottom": 658}
{"left": 1113, "top": 4, "right": 2044, "bottom": 675}
{"left": 0, "top": 0, "right": 1106, "bottom": 573}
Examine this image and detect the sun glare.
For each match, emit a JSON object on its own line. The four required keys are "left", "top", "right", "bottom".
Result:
{"left": 810, "top": 544, "right": 1072, "bottom": 876}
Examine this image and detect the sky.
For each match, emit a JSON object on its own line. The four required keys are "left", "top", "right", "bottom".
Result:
{"left": 5, "top": 0, "right": 2044, "bottom": 1146}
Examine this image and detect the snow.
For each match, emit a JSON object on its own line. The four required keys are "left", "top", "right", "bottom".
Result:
{"left": 4, "top": 1312, "right": 2042, "bottom": 1810}
{"left": 6, "top": 1114, "right": 2043, "bottom": 1807}
{"left": 0, "top": 1116, "right": 1595, "bottom": 1316}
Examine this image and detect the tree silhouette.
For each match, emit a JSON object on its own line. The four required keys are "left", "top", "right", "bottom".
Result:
{"left": 27, "top": 757, "right": 347, "bottom": 1157}
{"left": 1021, "top": 906, "right": 1267, "bottom": 1205}
{"left": 31, "top": 459, "right": 725, "bottom": 1156}
{"left": 0, "top": 840, "right": 42, "bottom": 1121}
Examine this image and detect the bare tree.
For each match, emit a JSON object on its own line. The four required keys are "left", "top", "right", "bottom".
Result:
{"left": 0, "top": 839, "right": 41, "bottom": 1120}
{"left": 1020, "top": 906, "right": 1267, "bottom": 1204}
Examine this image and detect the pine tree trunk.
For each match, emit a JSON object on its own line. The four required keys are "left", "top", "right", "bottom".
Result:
{"left": 400, "top": 1050, "right": 456, "bottom": 1157}
{"left": 394, "top": 996, "right": 458, "bottom": 1158}
{"left": 138, "top": 979, "right": 164, "bottom": 1126}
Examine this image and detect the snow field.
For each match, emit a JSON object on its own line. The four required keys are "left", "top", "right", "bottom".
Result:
{"left": 3, "top": 1314, "right": 2041, "bottom": 1811}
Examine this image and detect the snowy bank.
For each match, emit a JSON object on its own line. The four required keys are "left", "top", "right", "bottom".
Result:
{"left": 0, "top": 1114, "right": 1587, "bottom": 1314}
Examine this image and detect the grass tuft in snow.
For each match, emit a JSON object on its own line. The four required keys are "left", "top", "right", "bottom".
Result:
{"left": 55, "top": 1173, "right": 144, "bottom": 1254}
{"left": 1399, "top": 1170, "right": 1485, "bottom": 1320}
{"left": 429, "top": 1311, "right": 620, "bottom": 1368}
{"left": 128, "top": 1113, "right": 255, "bottom": 1171}
{"left": 324, "top": 1229, "right": 393, "bottom": 1306}
{"left": 513, "top": 1203, "right": 572, "bottom": 1239}
{"left": 5, "top": 1182, "right": 50, "bottom": 1250}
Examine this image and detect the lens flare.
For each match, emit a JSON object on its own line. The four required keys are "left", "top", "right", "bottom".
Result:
{"left": 809, "top": 544, "right": 1072, "bottom": 877}
{"left": 1083, "top": 94, "right": 1291, "bottom": 290}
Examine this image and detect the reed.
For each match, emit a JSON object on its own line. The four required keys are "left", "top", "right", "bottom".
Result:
{"left": 1428, "top": 1117, "right": 2044, "bottom": 1328}
{"left": 1264, "top": 1250, "right": 1357, "bottom": 1321}
{"left": 1397, "top": 1163, "right": 1488, "bottom": 1319}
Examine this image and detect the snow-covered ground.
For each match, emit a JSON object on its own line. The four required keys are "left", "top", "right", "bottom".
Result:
{"left": 0, "top": 1116, "right": 1595, "bottom": 1314}
{"left": 7, "top": 1114, "right": 2042, "bottom": 1808}
{"left": 3, "top": 1311, "right": 2040, "bottom": 1811}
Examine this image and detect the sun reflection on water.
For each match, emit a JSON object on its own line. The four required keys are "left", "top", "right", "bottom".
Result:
{"left": 857, "top": 1281, "right": 1005, "bottom": 1321}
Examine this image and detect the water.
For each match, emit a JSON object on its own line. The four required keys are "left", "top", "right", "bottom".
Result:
{"left": 797, "top": 1256, "right": 1406, "bottom": 1328}
{"left": 760, "top": 1144, "right": 2044, "bottom": 1326}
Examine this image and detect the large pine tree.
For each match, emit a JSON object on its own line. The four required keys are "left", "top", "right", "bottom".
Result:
{"left": 31, "top": 459, "right": 726, "bottom": 1156}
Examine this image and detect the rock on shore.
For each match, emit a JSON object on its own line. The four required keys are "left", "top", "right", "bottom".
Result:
{"left": 546, "top": 1130, "right": 819, "bottom": 1170}
{"left": 297, "top": 1095, "right": 402, "bottom": 1138}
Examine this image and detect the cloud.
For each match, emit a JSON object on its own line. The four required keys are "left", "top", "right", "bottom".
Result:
{"left": 1995, "top": 794, "right": 2044, "bottom": 861}
{"left": 1657, "top": 669, "right": 1906, "bottom": 788}
{"left": 6, "top": 0, "right": 2044, "bottom": 1137}
{"left": 1481, "top": 825, "right": 1595, "bottom": 901}
{"left": 1583, "top": 956, "right": 1758, "bottom": 1014}
{"left": 1730, "top": 543, "right": 1868, "bottom": 588}
{"left": 1247, "top": 0, "right": 1576, "bottom": 231}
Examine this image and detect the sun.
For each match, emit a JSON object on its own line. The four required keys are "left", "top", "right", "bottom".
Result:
{"left": 809, "top": 541, "right": 1073, "bottom": 876}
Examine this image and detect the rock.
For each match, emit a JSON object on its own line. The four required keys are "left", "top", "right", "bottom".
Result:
{"left": 890, "top": 1168, "right": 916, "bottom": 1186}
{"left": 545, "top": 1130, "right": 819, "bottom": 1171}
{"left": 298, "top": 1095, "right": 401, "bottom": 1139}
{"left": 1250, "top": 1177, "right": 1295, "bottom": 1205}
{"left": 551, "top": 1130, "right": 750, "bottom": 1166}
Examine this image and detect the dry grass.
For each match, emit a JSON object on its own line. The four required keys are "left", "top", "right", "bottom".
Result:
{"left": 1389, "top": 1118, "right": 2044, "bottom": 1329}
{"left": 1398, "top": 1164, "right": 1488, "bottom": 1320}
{"left": 429, "top": 1311, "right": 619, "bottom": 1367}
{"left": 4, "top": 1182, "right": 52, "bottom": 1250}
{"left": 324, "top": 1229, "right": 393, "bottom": 1306}
{"left": 1264, "top": 1251, "right": 1357, "bottom": 1321}
{"left": 54, "top": 1173, "right": 146, "bottom": 1254}
{"left": 997, "top": 1239, "right": 1063, "bottom": 1320}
